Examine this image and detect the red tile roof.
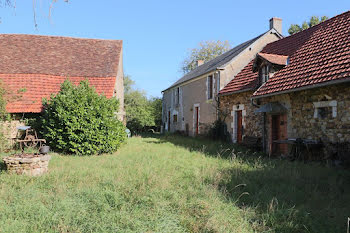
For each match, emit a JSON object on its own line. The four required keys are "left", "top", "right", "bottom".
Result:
{"left": 219, "top": 60, "right": 258, "bottom": 94}
{"left": 0, "top": 34, "right": 122, "bottom": 113}
{"left": 0, "top": 34, "right": 122, "bottom": 77}
{"left": 254, "top": 11, "right": 350, "bottom": 97}
{"left": 219, "top": 11, "right": 350, "bottom": 97}
{"left": 2, "top": 74, "right": 116, "bottom": 113}
{"left": 257, "top": 53, "right": 288, "bottom": 66}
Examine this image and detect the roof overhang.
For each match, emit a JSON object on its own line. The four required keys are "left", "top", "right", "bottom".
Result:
{"left": 218, "top": 88, "right": 253, "bottom": 97}
{"left": 253, "top": 53, "right": 288, "bottom": 72}
{"left": 255, "top": 102, "right": 287, "bottom": 114}
{"left": 252, "top": 76, "right": 350, "bottom": 99}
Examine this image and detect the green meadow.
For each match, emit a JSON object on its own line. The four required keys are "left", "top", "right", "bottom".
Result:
{"left": 0, "top": 134, "right": 349, "bottom": 232}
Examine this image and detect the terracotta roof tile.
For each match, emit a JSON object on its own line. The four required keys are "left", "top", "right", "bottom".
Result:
{"left": 0, "top": 34, "right": 122, "bottom": 113}
{"left": 0, "top": 34, "right": 122, "bottom": 77}
{"left": 2, "top": 74, "right": 116, "bottom": 113}
{"left": 219, "top": 60, "right": 258, "bottom": 94}
{"left": 220, "top": 11, "right": 350, "bottom": 97}
{"left": 257, "top": 52, "right": 288, "bottom": 66}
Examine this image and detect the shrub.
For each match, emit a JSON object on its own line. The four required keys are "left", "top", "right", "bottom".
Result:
{"left": 206, "top": 120, "right": 230, "bottom": 142}
{"left": 40, "top": 80, "right": 126, "bottom": 155}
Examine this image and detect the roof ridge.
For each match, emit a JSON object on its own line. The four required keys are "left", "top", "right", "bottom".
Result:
{"left": 163, "top": 31, "right": 268, "bottom": 91}
{"left": 273, "top": 10, "right": 350, "bottom": 41}
{"left": 0, "top": 33, "right": 122, "bottom": 42}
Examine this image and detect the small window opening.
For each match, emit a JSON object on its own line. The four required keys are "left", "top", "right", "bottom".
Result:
{"left": 261, "top": 65, "right": 270, "bottom": 84}
{"left": 207, "top": 75, "right": 213, "bottom": 99}
{"left": 173, "top": 114, "right": 178, "bottom": 123}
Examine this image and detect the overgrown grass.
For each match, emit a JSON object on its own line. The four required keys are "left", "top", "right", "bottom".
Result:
{"left": 0, "top": 134, "right": 349, "bottom": 232}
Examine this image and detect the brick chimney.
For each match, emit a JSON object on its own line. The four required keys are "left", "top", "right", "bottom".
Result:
{"left": 196, "top": 60, "right": 204, "bottom": 67}
{"left": 269, "top": 17, "right": 282, "bottom": 35}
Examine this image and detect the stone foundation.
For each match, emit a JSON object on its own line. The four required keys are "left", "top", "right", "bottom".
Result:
{"left": 3, "top": 154, "right": 51, "bottom": 176}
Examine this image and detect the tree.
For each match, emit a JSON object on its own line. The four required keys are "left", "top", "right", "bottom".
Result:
{"left": 150, "top": 97, "right": 162, "bottom": 127}
{"left": 181, "top": 40, "right": 231, "bottom": 74}
{"left": 1, "top": 0, "right": 68, "bottom": 28}
{"left": 288, "top": 16, "right": 328, "bottom": 35}
{"left": 40, "top": 80, "right": 126, "bottom": 155}
{"left": 124, "top": 75, "right": 162, "bottom": 133}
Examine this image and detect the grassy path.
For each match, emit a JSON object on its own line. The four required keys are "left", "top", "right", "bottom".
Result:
{"left": 0, "top": 135, "right": 349, "bottom": 232}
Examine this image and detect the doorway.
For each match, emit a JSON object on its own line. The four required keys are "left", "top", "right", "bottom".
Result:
{"left": 271, "top": 114, "right": 287, "bottom": 155}
{"left": 195, "top": 106, "right": 199, "bottom": 136}
{"left": 236, "top": 110, "right": 243, "bottom": 143}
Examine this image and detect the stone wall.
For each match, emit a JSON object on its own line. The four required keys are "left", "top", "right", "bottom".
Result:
{"left": 3, "top": 154, "right": 51, "bottom": 176}
{"left": 219, "top": 91, "right": 263, "bottom": 142}
{"left": 260, "top": 83, "right": 350, "bottom": 143}
{"left": 219, "top": 83, "right": 350, "bottom": 158}
{"left": 290, "top": 83, "right": 350, "bottom": 143}
{"left": 259, "top": 83, "right": 350, "bottom": 155}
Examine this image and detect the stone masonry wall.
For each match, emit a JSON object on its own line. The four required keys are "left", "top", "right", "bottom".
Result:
{"left": 219, "top": 83, "right": 350, "bottom": 156}
{"left": 3, "top": 154, "right": 51, "bottom": 176}
{"left": 289, "top": 83, "right": 350, "bottom": 143}
{"left": 219, "top": 91, "right": 263, "bottom": 141}
{"left": 259, "top": 83, "right": 350, "bottom": 155}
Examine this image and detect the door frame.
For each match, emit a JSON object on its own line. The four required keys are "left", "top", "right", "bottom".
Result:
{"left": 193, "top": 103, "right": 200, "bottom": 136}
{"left": 270, "top": 113, "right": 288, "bottom": 155}
{"left": 236, "top": 110, "right": 243, "bottom": 143}
{"left": 231, "top": 104, "right": 245, "bottom": 143}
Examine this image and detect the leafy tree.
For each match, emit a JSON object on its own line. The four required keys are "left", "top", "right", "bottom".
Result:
{"left": 150, "top": 97, "right": 162, "bottom": 127}
{"left": 124, "top": 75, "right": 162, "bottom": 133}
{"left": 1, "top": 0, "right": 68, "bottom": 28}
{"left": 125, "top": 90, "right": 155, "bottom": 133}
{"left": 41, "top": 80, "right": 126, "bottom": 155}
{"left": 181, "top": 40, "right": 231, "bottom": 74}
{"left": 288, "top": 16, "right": 328, "bottom": 35}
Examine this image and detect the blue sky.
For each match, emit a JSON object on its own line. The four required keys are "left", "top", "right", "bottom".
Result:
{"left": 0, "top": 0, "right": 348, "bottom": 97}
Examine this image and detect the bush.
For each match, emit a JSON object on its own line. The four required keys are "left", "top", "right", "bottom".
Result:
{"left": 40, "top": 80, "right": 126, "bottom": 155}
{"left": 206, "top": 120, "right": 230, "bottom": 142}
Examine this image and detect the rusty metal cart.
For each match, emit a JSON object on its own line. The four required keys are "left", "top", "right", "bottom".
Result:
{"left": 15, "top": 126, "right": 46, "bottom": 151}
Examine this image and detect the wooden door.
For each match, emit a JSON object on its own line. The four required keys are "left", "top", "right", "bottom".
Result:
{"left": 271, "top": 114, "right": 287, "bottom": 155}
{"left": 236, "top": 110, "right": 243, "bottom": 143}
{"left": 168, "top": 111, "right": 171, "bottom": 132}
{"left": 195, "top": 107, "right": 199, "bottom": 136}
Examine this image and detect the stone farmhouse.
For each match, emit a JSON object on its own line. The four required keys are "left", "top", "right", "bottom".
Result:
{"left": 0, "top": 34, "right": 125, "bottom": 126}
{"left": 219, "top": 11, "right": 350, "bottom": 156}
{"left": 162, "top": 18, "right": 283, "bottom": 136}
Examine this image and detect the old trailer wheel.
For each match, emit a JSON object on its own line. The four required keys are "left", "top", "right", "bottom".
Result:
{"left": 23, "top": 135, "right": 38, "bottom": 147}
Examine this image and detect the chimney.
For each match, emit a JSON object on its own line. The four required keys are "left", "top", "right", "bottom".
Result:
{"left": 269, "top": 17, "right": 282, "bottom": 35}
{"left": 196, "top": 60, "right": 204, "bottom": 67}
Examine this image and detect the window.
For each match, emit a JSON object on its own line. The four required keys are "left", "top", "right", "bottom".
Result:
{"left": 207, "top": 75, "right": 213, "bottom": 99}
{"left": 261, "top": 65, "right": 270, "bottom": 84}
{"left": 313, "top": 100, "right": 337, "bottom": 119}
{"left": 317, "top": 107, "right": 331, "bottom": 119}
{"left": 215, "top": 72, "right": 220, "bottom": 94}
{"left": 173, "top": 114, "right": 178, "bottom": 123}
{"left": 176, "top": 87, "right": 180, "bottom": 105}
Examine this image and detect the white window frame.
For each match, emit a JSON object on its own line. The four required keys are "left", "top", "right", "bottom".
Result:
{"left": 261, "top": 65, "right": 270, "bottom": 84}
{"left": 215, "top": 72, "right": 220, "bottom": 93}
{"left": 313, "top": 100, "right": 337, "bottom": 118}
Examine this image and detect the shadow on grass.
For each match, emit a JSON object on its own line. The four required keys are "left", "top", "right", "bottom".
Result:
{"left": 142, "top": 133, "right": 350, "bottom": 232}
{"left": 216, "top": 163, "right": 350, "bottom": 233}
{"left": 0, "top": 159, "right": 5, "bottom": 171}
{"left": 141, "top": 133, "right": 263, "bottom": 159}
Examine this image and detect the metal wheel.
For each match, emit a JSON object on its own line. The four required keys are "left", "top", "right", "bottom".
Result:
{"left": 23, "top": 135, "right": 38, "bottom": 147}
